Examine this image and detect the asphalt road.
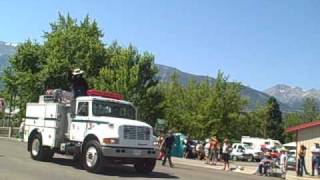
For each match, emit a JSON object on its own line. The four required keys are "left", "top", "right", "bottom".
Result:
{"left": 0, "top": 139, "right": 277, "bottom": 180}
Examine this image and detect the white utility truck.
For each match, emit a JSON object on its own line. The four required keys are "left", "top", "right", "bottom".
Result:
{"left": 24, "top": 90, "right": 158, "bottom": 173}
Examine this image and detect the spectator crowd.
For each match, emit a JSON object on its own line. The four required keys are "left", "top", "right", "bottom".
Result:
{"left": 157, "top": 130, "right": 320, "bottom": 179}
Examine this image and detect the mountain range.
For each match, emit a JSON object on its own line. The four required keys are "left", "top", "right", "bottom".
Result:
{"left": 264, "top": 84, "right": 320, "bottom": 111}
{"left": 0, "top": 41, "right": 316, "bottom": 112}
{"left": 0, "top": 41, "right": 15, "bottom": 68}
{"left": 156, "top": 64, "right": 278, "bottom": 111}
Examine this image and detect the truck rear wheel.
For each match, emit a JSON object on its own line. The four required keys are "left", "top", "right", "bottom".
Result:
{"left": 134, "top": 158, "right": 156, "bottom": 174}
{"left": 30, "top": 134, "right": 54, "bottom": 161}
{"left": 83, "top": 140, "right": 103, "bottom": 173}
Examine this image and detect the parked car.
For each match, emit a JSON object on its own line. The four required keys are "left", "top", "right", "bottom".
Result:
{"left": 287, "top": 150, "right": 296, "bottom": 170}
{"left": 231, "top": 143, "right": 263, "bottom": 162}
{"left": 231, "top": 143, "right": 247, "bottom": 161}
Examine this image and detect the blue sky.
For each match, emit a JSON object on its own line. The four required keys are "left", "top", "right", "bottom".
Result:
{"left": 0, "top": 0, "right": 320, "bottom": 91}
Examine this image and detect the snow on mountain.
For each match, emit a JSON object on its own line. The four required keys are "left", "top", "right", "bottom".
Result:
{"left": 264, "top": 84, "right": 320, "bottom": 111}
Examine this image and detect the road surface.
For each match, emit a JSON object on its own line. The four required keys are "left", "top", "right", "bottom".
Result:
{"left": 0, "top": 139, "right": 277, "bottom": 180}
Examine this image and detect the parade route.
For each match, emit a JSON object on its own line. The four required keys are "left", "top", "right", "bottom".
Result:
{"left": 0, "top": 138, "right": 279, "bottom": 180}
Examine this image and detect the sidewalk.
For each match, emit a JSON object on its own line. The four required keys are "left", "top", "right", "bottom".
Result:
{"left": 171, "top": 157, "right": 255, "bottom": 173}
{"left": 171, "top": 157, "right": 319, "bottom": 180}
{"left": 0, "top": 136, "right": 21, "bottom": 141}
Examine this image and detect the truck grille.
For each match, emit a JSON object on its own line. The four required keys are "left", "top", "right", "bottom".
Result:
{"left": 123, "top": 125, "right": 150, "bottom": 140}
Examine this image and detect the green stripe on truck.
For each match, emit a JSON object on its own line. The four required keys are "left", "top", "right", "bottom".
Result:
{"left": 25, "top": 116, "right": 39, "bottom": 119}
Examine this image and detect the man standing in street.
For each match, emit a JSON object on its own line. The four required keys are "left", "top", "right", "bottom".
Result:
{"left": 161, "top": 130, "right": 175, "bottom": 168}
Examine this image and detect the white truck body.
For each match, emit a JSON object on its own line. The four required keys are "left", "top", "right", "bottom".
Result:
{"left": 24, "top": 95, "right": 157, "bottom": 173}
{"left": 241, "top": 136, "right": 282, "bottom": 150}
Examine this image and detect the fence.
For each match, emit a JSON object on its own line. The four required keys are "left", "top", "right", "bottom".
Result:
{"left": 0, "top": 117, "right": 22, "bottom": 127}
{"left": 0, "top": 127, "right": 20, "bottom": 138}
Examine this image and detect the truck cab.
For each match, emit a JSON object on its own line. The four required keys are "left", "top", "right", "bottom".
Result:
{"left": 24, "top": 90, "right": 158, "bottom": 174}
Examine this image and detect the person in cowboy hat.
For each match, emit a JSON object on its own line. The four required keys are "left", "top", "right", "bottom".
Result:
{"left": 69, "top": 68, "right": 89, "bottom": 98}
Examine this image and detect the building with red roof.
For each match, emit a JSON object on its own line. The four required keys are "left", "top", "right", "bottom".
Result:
{"left": 286, "top": 120, "right": 320, "bottom": 173}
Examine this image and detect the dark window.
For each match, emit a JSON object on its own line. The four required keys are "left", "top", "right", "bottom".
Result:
{"left": 77, "top": 102, "right": 88, "bottom": 116}
{"left": 92, "top": 100, "right": 136, "bottom": 120}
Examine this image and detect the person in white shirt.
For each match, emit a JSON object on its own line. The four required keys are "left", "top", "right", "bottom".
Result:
{"left": 222, "top": 138, "right": 232, "bottom": 171}
{"left": 279, "top": 148, "right": 288, "bottom": 179}
{"left": 311, "top": 143, "right": 320, "bottom": 176}
{"left": 18, "top": 121, "right": 25, "bottom": 142}
{"left": 204, "top": 139, "right": 210, "bottom": 164}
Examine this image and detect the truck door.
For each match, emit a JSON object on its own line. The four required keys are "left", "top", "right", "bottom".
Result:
{"left": 70, "top": 101, "right": 89, "bottom": 142}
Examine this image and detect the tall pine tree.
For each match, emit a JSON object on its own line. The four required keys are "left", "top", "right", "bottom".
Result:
{"left": 266, "top": 97, "right": 284, "bottom": 142}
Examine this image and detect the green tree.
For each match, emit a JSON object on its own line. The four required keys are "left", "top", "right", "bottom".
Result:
{"left": 265, "top": 97, "right": 284, "bottom": 142}
{"left": 163, "top": 72, "right": 186, "bottom": 134}
{"left": 42, "top": 14, "right": 106, "bottom": 89}
{"left": 302, "top": 97, "right": 319, "bottom": 122}
{"left": 283, "top": 112, "right": 302, "bottom": 142}
{"left": 205, "top": 71, "right": 247, "bottom": 140}
{"left": 2, "top": 14, "right": 163, "bottom": 126}
{"left": 93, "top": 43, "right": 163, "bottom": 126}
{"left": 2, "top": 40, "right": 45, "bottom": 122}
{"left": 163, "top": 71, "right": 247, "bottom": 140}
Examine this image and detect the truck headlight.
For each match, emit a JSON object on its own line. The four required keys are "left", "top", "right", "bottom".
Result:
{"left": 103, "top": 138, "right": 119, "bottom": 144}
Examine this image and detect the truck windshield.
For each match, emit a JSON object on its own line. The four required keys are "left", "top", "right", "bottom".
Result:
{"left": 92, "top": 100, "right": 136, "bottom": 120}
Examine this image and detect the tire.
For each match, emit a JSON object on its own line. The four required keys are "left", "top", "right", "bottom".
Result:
{"left": 73, "top": 151, "right": 84, "bottom": 169}
{"left": 134, "top": 158, "right": 156, "bottom": 174}
{"left": 232, "top": 155, "right": 238, "bottom": 161}
{"left": 247, "top": 154, "right": 254, "bottom": 162}
{"left": 30, "top": 134, "right": 54, "bottom": 161}
{"left": 82, "top": 140, "right": 103, "bottom": 173}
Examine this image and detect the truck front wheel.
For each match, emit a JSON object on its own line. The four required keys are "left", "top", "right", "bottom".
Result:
{"left": 30, "top": 134, "right": 54, "bottom": 161}
{"left": 247, "top": 154, "right": 254, "bottom": 162}
{"left": 134, "top": 158, "right": 156, "bottom": 174}
{"left": 83, "top": 140, "right": 103, "bottom": 173}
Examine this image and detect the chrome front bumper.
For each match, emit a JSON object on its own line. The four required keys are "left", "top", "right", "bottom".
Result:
{"left": 101, "top": 146, "right": 158, "bottom": 158}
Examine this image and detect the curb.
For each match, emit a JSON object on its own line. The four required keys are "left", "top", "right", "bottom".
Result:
{"left": 0, "top": 137, "right": 21, "bottom": 141}
{"left": 171, "top": 158, "right": 255, "bottom": 175}
{"left": 171, "top": 157, "right": 319, "bottom": 180}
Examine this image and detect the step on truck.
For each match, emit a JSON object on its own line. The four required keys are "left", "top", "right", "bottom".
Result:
{"left": 24, "top": 90, "right": 158, "bottom": 173}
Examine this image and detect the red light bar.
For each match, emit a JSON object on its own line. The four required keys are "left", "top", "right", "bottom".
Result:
{"left": 87, "top": 89, "right": 123, "bottom": 100}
